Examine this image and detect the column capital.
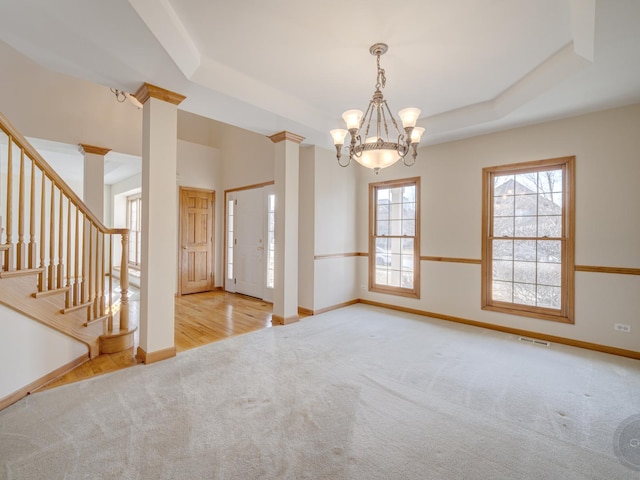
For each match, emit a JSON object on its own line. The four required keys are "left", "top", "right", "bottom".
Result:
{"left": 79, "top": 144, "right": 111, "bottom": 156}
{"left": 134, "top": 83, "right": 186, "bottom": 106}
{"left": 268, "top": 131, "right": 305, "bottom": 144}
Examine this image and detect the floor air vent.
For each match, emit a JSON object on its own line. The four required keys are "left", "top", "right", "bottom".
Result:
{"left": 518, "top": 337, "right": 551, "bottom": 347}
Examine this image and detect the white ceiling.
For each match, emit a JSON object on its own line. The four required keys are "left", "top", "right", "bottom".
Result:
{"left": 27, "top": 138, "right": 141, "bottom": 187}
{"left": 1, "top": 0, "right": 639, "bottom": 150}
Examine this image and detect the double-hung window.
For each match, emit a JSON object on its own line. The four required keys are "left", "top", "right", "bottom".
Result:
{"left": 370, "top": 177, "right": 420, "bottom": 298}
{"left": 481, "top": 157, "right": 575, "bottom": 323}
{"left": 126, "top": 194, "right": 142, "bottom": 269}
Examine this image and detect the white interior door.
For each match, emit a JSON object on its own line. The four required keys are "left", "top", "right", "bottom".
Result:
{"left": 234, "top": 188, "right": 264, "bottom": 298}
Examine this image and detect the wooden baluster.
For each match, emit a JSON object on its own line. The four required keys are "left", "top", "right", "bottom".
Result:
{"left": 88, "top": 224, "right": 94, "bottom": 320}
{"left": 92, "top": 227, "right": 101, "bottom": 318}
{"left": 4, "top": 135, "right": 13, "bottom": 271}
{"left": 38, "top": 174, "right": 46, "bottom": 291}
{"left": 108, "top": 233, "right": 113, "bottom": 332}
{"left": 57, "top": 189, "right": 64, "bottom": 289}
{"left": 99, "top": 231, "right": 105, "bottom": 317}
{"left": 119, "top": 231, "right": 129, "bottom": 331}
{"left": 16, "top": 148, "right": 25, "bottom": 269}
{"left": 74, "top": 206, "right": 80, "bottom": 306}
{"left": 81, "top": 214, "right": 88, "bottom": 305}
{"left": 28, "top": 158, "right": 37, "bottom": 269}
{"left": 48, "top": 181, "right": 56, "bottom": 291}
{"left": 66, "top": 198, "right": 72, "bottom": 308}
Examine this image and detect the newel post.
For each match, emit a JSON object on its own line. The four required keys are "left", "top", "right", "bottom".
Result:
{"left": 119, "top": 231, "right": 129, "bottom": 331}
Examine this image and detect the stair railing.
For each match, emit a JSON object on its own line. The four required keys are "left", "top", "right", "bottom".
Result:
{"left": 0, "top": 111, "right": 129, "bottom": 333}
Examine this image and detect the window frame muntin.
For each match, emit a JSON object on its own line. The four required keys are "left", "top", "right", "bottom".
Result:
{"left": 369, "top": 176, "right": 421, "bottom": 299}
{"left": 481, "top": 156, "right": 575, "bottom": 323}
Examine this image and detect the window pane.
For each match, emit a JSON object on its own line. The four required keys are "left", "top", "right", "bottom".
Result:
{"left": 537, "top": 285, "right": 561, "bottom": 309}
{"left": 513, "top": 282, "right": 536, "bottom": 306}
{"left": 515, "top": 173, "right": 537, "bottom": 194}
{"left": 537, "top": 262, "right": 561, "bottom": 287}
{"left": 537, "top": 169, "right": 562, "bottom": 195}
{"left": 493, "top": 260, "right": 512, "bottom": 281}
{"left": 494, "top": 217, "right": 514, "bottom": 237}
{"left": 514, "top": 194, "right": 537, "bottom": 216}
{"left": 514, "top": 216, "right": 537, "bottom": 236}
{"left": 403, "top": 185, "right": 415, "bottom": 202}
{"left": 537, "top": 240, "right": 561, "bottom": 263}
{"left": 513, "top": 240, "right": 536, "bottom": 261}
{"left": 513, "top": 261, "right": 536, "bottom": 283}
{"left": 538, "top": 216, "right": 562, "bottom": 237}
{"left": 401, "top": 271, "right": 413, "bottom": 289}
{"left": 402, "top": 219, "right": 415, "bottom": 236}
{"left": 493, "top": 240, "right": 513, "bottom": 260}
{"left": 493, "top": 281, "right": 513, "bottom": 302}
{"left": 494, "top": 194, "right": 514, "bottom": 217}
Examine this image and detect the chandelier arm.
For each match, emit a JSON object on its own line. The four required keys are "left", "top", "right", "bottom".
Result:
{"left": 402, "top": 154, "right": 416, "bottom": 167}
{"left": 378, "top": 103, "right": 386, "bottom": 141}
{"left": 351, "top": 137, "right": 364, "bottom": 159}
{"left": 338, "top": 155, "right": 352, "bottom": 168}
{"left": 383, "top": 101, "right": 402, "bottom": 137}
{"left": 361, "top": 101, "right": 375, "bottom": 140}
{"left": 396, "top": 134, "right": 410, "bottom": 158}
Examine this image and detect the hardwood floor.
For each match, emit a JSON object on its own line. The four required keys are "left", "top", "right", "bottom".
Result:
{"left": 38, "top": 290, "right": 274, "bottom": 391}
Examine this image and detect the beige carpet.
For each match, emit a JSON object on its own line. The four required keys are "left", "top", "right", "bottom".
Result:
{"left": 1, "top": 304, "right": 639, "bottom": 479}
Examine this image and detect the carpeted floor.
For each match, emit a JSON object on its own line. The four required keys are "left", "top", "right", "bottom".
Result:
{"left": 1, "top": 304, "right": 639, "bottom": 479}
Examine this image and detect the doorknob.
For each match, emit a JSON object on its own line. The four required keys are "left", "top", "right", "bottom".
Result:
{"left": 182, "top": 246, "right": 188, "bottom": 250}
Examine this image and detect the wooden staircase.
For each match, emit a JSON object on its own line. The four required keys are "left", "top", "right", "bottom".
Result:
{"left": 0, "top": 111, "right": 135, "bottom": 363}
{"left": 0, "top": 272, "right": 105, "bottom": 357}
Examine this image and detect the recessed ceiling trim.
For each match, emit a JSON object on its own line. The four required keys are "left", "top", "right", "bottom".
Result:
{"left": 127, "top": 0, "right": 201, "bottom": 78}
{"left": 426, "top": 42, "right": 592, "bottom": 136}
{"left": 570, "top": 0, "right": 595, "bottom": 62}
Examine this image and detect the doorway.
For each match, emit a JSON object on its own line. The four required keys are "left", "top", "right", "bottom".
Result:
{"left": 179, "top": 187, "right": 215, "bottom": 295}
{"left": 225, "top": 185, "right": 274, "bottom": 301}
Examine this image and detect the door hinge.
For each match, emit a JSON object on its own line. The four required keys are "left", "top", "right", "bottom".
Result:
{"left": 234, "top": 278, "right": 236, "bottom": 284}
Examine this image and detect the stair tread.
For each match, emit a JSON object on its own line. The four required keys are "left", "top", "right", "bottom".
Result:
{"left": 0, "top": 268, "right": 44, "bottom": 279}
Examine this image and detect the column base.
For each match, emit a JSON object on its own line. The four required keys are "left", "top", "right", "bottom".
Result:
{"left": 272, "top": 314, "right": 299, "bottom": 325}
{"left": 136, "top": 346, "right": 176, "bottom": 364}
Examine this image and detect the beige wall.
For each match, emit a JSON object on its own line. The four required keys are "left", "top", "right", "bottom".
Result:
{"left": 177, "top": 110, "right": 274, "bottom": 191}
{"left": 0, "top": 41, "right": 142, "bottom": 156}
{"left": 310, "top": 146, "right": 359, "bottom": 311}
{"left": 354, "top": 103, "right": 640, "bottom": 352}
{"left": 298, "top": 146, "right": 315, "bottom": 310}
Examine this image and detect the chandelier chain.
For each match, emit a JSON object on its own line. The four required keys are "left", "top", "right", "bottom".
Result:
{"left": 376, "top": 54, "right": 386, "bottom": 90}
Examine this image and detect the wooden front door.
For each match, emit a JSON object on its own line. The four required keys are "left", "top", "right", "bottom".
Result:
{"left": 179, "top": 187, "right": 214, "bottom": 295}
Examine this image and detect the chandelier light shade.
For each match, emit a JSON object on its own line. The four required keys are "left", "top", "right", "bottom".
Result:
{"left": 330, "top": 43, "right": 424, "bottom": 174}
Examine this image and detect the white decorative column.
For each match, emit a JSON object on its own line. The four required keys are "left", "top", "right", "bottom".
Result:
{"left": 134, "top": 83, "right": 185, "bottom": 364}
{"left": 79, "top": 144, "right": 109, "bottom": 221}
{"left": 268, "top": 131, "right": 304, "bottom": 325}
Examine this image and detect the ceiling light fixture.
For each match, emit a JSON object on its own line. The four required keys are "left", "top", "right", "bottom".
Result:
{"left": 330, "top": 43, "right": 424, "bottom": 174}
{"left": 111, "top": 88, "right": 143, "bottom": 109}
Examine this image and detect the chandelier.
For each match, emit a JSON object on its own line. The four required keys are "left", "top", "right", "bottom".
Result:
{"left": 330, "top": 43, "right": 425, "bottom": 174}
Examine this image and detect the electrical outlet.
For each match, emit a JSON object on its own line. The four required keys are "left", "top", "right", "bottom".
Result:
{"left": 614, "top": 323, "right": 631, "bottom": 333}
